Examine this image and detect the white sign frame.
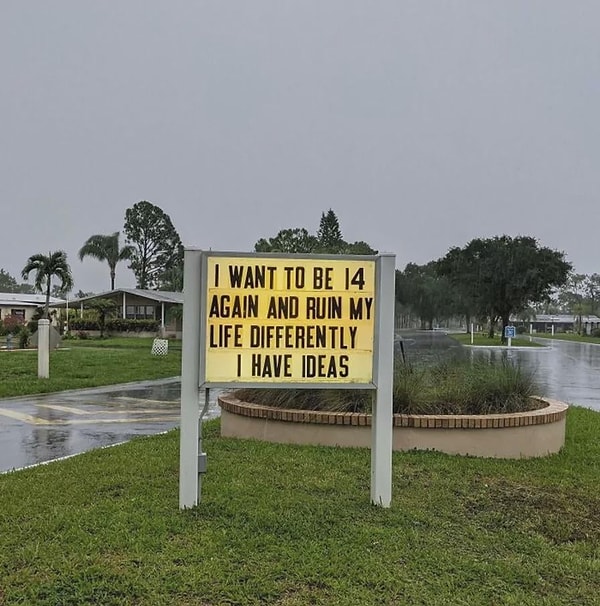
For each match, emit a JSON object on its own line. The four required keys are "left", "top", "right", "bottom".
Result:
{"left": 179, "top": 250, "right": 395, "bottom": 509}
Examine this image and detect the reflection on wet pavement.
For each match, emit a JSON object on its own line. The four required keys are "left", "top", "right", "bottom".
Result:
{"left": 0, "top": 379, "right": 222, "bottom": 473}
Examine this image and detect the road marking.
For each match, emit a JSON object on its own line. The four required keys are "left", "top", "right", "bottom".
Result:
{"left": 0, "top": 408, "right": 56, "bottom": 425}
{"left": 38, "top": 406, "right": 179, "bottom": 415}
{"left": 114, "top": 397, "right": 179, "bottom": 405}
{"left": 36, "top": 404, "right": 92, "bottom": 415}
{"left": 0, "top": 407, "right": 179, "bottom": 426}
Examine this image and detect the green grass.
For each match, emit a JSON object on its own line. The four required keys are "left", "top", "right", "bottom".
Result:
{"left": 0, "top": 410, "right": 599, "bottom": 605}
{"left": 451, "top": 333, "right": 544, "bottom": 347}
{"left": 0, "top": 339, "right": 181, "bottom": 398}
{"left": 533, "top": 333, "right": 600, "bottom": 345}
{"left": 61, "top": 336, "right": 183, "bottom": 351}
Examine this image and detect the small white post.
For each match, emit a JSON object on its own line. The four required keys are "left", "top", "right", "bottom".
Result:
{"left": 551, "top": 323, "right": 555, "bottom": 336}
{"left": 371, "top": 253, "right": 395, "bottom": 508}
{"left": 507, "top": 336, "right": 512, "bottom": 348}
{"left": 37, "top": 319, "right": 50, "bottom": 379}
{"left": 470, "top": 322, "right": 474, "bottom": 345}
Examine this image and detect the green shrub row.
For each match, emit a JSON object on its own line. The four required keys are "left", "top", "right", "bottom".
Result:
{"left": 69, "top": 318, "right": 159, "bottom": 332}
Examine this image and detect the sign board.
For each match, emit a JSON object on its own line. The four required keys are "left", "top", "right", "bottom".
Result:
{"left": 203, "top": 255, "right": 376, "bottom": 386}
{"left": 504, "top": 325, "right": 516, "bottom": 339}
{"left": 179, "top": 250, "right": 396, "bottom": 510}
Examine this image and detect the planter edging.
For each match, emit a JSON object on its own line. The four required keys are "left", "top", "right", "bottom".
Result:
{"left": 218, "top": 394, "right": 568, "bottom": 459}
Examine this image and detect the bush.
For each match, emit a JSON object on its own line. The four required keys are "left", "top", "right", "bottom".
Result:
{"left": 235, "top": 358, "right": 541, "bottom": 416}
{"left": 105, "top": 318, "right": 159, "bottom": 333}
{"left": 591, "top": 328, "right": 600, "bottom": 338}
{"left": 18, "top": 326, "right": 30, "bottom": 349}
{"left": 70, "top": 319, "right": 100, "bottom": 331}
{"left": 1, "top": 315, "right": 25, "bottom": 336}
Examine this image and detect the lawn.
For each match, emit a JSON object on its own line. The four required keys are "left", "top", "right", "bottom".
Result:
{"left": 0, "top": 338, "right": 181, "bottom": 398}
{"left": 533, "top": 333, "right": 600, "bottom": 345}
{"left": 1, "top": 336, "right": 598, "bottom": 604}
{"left": 0, "top": 409, "right": 598, "bottom": 605}
{"left": 450, "top": 333, "right": 544, "bottom": 347}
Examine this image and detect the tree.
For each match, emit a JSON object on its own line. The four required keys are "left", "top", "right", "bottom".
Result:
{"left": 78, "top": 231, "right": 134, "bottom": 291}
{"left": 396, "top": 262, "right": 455, "bottom": 329}
{"left": 0, "top": 268, "right": 35, "bottom": 293}
{"left": 21, "top": 251, "right": 73, "bottom": 318}
{"left": 254, "top": 210, "right": 377, "bottom": 256}
{"left": 0, "top": 269, "right": 19, "bottom": 292}
{"left": 87, "top": 298, "right": 118, "bottom": 338}
{"left": 343, "top": 241, "right": 378, "bottom": 255}
{"left": 438, "top": 236, "right": 571, "bottom": 341}
{"left": 255, "top": 228, "right": 318, "bottom": 253}
{"left": 316, "top": 209, "right": 344, "bottom": 253}
{"left": 123, "top": 201, "right": 183, "bottom": 290}
{"left": 585, "top": 274, "right": 600, "bottom": 316}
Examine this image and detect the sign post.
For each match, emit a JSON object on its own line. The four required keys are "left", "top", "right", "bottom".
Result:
{"left": 179, "top": 250, "right": 395, "bottom": 509}
{"left": 504, "top": 325, "right": 516, "bottom": 347}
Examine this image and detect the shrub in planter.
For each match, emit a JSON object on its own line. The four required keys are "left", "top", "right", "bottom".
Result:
{"left": 235, "top": 358, "right": 541, "bottom": 416}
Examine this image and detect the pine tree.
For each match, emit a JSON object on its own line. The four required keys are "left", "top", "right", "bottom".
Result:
{"left": 316, "top": 209, "right": 344, "bottom": 253}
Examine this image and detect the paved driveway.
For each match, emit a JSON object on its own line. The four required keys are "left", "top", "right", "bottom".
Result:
{"left": 0, "top": 379, "right": 221, "bottom": 473}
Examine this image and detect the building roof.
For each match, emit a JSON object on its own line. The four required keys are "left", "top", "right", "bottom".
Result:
{"left": 511, "top": 313, "right": 600, "bottom": 323}
{"left": 66, "top": 288, "right": 183, "bottom": 305}
{"left": 535, "top": 314, "right": 600, "bottom": 323}
{"left": 0, "top": 293, "right": 66, "bottom": 307}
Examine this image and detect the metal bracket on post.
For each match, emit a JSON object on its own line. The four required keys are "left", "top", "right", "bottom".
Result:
{"left": 198, "top": 453, "right": 207, "bottom": 474}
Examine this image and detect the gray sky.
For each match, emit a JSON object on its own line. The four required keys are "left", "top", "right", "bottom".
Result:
{"left": 2, "top": 1, "right": 599, "bottom": 294}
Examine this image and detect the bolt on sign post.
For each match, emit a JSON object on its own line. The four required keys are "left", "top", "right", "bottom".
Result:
{"left": 179, "top": 250, "right": 396, "bottom": 509}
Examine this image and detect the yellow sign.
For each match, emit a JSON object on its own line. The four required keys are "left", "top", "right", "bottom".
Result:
{"left": 204, "top": 256, "right": 376, "bottom": 384}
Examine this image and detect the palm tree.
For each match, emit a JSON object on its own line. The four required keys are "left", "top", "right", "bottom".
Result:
{"left": 78, "top": 231, "right": 134, "bottom": 290}
{"left": 21, "top": 251, "right": 73, "bottom": 318}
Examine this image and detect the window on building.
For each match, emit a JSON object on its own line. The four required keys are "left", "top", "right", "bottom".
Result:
{"left": 125, "top": 304, "right": 155, "bottom": 320}
{"left": 11, "top": 309, "right": 25, "bottom": 320}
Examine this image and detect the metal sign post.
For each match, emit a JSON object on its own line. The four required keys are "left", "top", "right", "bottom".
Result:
{"left": 179, "top": 249, "right": 203, "bottom": 508}
{"left": 371, "top": 253, "right": 395, "bottom": 507}
{"left": 504, "top": 325, "right": 516, "bottom": 348}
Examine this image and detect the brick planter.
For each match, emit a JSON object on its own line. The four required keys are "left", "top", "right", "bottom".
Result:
{"left": 218, "top": 394, "right": 568, "bottom": 459}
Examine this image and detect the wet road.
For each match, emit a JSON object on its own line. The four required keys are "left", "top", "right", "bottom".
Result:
{"left": 0, "top": 379, "right": 221, "bottom": 473}
{"left": 472, "top": 338, "right": 600, "bottom": 411}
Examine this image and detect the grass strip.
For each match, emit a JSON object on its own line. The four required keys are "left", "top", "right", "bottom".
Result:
{"left": 532, "top": 333, "right": 600, "bottom": 345}
{"left": 0, "top": 344, "right": 181, "bottom": 398}
{"left": 0, "top": 409, "right": 598, "bottom": 605}
{"left": 450, "top": 333, "right": 544, "bottom": 347}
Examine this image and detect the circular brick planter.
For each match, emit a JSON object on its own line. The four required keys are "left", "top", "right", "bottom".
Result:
{"left": 218, "top": 394, "right": 568, "bottom": 459}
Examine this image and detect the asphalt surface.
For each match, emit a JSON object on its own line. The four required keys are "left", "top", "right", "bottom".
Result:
{"left": 0, "top": 378, "right": 221, "bottom": 473}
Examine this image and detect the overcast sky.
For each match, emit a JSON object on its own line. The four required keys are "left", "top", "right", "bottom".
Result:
{"left": 2, "top": 1, "right": 599, "bottom": 294}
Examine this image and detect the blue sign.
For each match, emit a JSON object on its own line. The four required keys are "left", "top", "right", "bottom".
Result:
{"left": 504, "top": 325, "right": 516, "bottom": 338}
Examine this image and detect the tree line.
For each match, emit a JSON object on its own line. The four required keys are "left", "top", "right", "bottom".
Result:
{"left": 396, "top": 236, "right": 576, "bottom": 340}
{"left": 2, "top": 205, "right": 592, "bottom": 340}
